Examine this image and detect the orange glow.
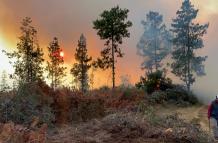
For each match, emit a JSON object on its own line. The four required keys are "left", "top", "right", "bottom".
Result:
{"left": 60, "top": 51, "right": 64, "bottom": 57}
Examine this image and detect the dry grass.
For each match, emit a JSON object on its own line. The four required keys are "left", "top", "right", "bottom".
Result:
{"left": 47, "top": 110, "right": 213, "bottom": 143}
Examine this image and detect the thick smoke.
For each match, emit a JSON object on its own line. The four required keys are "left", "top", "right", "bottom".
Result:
{"left": 0, "top": 0, "right": 218, "bottom": 103}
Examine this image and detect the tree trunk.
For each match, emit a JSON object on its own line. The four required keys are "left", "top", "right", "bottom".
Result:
{"left": 81, "top": 60, "right": 85, "bottom": 93}
{"left": 154, "top": 37, "right": 158, "bottom": 72}
{"left": 112, "top": 37, "right": 115, "bottom": 89}
{"left": 187, "top": 26, "right": 191, "bottom": 92}
{"left": 187, "top": 49, "right": 191, "bottom": 92}
{"left": 51, "top": 66, "right": 54, "bottom": 90}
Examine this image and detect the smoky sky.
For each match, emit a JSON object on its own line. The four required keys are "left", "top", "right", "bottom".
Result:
{"left": 0, "top": 0, "right": 218, "bottom": 103}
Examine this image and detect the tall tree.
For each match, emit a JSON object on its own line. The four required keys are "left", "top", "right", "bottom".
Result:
{"left": 137, "top": 11, "right": 171, "bottom": 73}
{"left": 3, "top": 17, "right": 44, "bottom": 83}
{"left": 71, "top": 34, "right": 92, "bottom": 93}
{"left": 171, "top": 0, "right": 209, "bottom": 92}
{"left": 46, "top": 37, "right": 66, "bottom": 89}
{"left": 93, "top": 6, "right": 132, "bottom": 88}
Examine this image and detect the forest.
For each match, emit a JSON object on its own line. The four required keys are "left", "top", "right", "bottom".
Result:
{"left": 0, "top": 0, "right": 215, "bottom": 143}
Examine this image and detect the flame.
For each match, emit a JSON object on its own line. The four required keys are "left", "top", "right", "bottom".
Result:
{"left": 60, "top": 51, "right": 64, "bottom": 57}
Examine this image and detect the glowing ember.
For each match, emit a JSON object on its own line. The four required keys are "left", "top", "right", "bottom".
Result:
{"left": 60, "top": 51, "right": 64, "bottom": 57}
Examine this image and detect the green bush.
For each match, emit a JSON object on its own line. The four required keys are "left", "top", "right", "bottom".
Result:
{"left": 0, "top": 82, "right": 55, "bottom": 126}
{"left": 166, "top": 85, "right": 198, "bottom": 105}
{"left": 148, "top": 91, "right": 167, "bottom": 104}
{"left": 148, "top": 85, "right": 198, "bottom": 106}
{"left": 136, "top": 70, "right": 173, "bottom": 94}
{"left": 120, "top": 87, "right": 134, "bottom": 100}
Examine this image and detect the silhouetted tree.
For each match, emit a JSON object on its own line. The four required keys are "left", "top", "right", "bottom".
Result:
{"left": 137, "top": 11, "right": 171, "bottom": 73}
{"left": 71, "top": 34, "right": 92, "bottom": 93}
{"left": 171, "top": 0, "right": 209, "bottom": 92}
{"left": 3, "top": 17, "right": 44, "bottom": 83}
{"left": 46, "top": 37, "right": 66, "bottom": 89}
{"left": 93, "top": 6, "right": 132, "bottom": 88}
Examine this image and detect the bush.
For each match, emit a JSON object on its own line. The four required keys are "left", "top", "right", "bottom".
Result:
{"left": 136, "top": 70, "right": 173, "bottom": 94}
{"left": 53, "top": 89, "right": 105, "bottom": 123}
{"left": 0, "top": 82, "right": 55, "bottom": 126}
{"left": 166, "top": 85, "right": 198, "bottom": 105}
{"left": 75, "top": 98, "right": 105, "bottom": 121}
{"left": 118, "top": 87, "right": 135, "bottom": 100}
{"left": 148, "top": 85, "right": 198, "bottom": 106}
{"left": 98, "top": 85, "right": 110, "bottom": 92}
{"left": 148, "top": 91, "right": 168, "bottom": 104}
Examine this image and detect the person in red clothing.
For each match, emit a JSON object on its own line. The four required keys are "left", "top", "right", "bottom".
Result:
{"left": 208, "top": 95, "right": 218, "bottom": 139}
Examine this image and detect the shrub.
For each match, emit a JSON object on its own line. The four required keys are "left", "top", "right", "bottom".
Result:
{"left": 53, "top": 89, "right": 105, "bottom": 123}
{"left": 166, "top": 85, "right": 198, "bottom": 105}
{"left": 0, "top": 82, "right": 55, "bottom": 126}
{"left": 76, "top": 98, "right": 105, "bottom": 121}
{"left": 148, "top": 91, "right": 167, "bottom": 104}
{"left": 136, "top": 70, "right": 173, "bottom": 94}
{"left": 98, "top": 85, "right": 110, "bottom": 92}
{"left": 148, "top": 85, "right": 198, "bottom": 106}
{"left": 119, "top": 87, "right": 134, "bottom": 100}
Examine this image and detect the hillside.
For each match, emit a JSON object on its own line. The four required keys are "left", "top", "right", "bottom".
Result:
{"left": 47, "top": 105, "right": 211, "bottom": 143}
{"left": 0, "top": 83, "right": 213, "bottom": 143}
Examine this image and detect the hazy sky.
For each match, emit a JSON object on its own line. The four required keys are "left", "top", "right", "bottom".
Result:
{"left": 0, "top": 0, "right": 218, "bottom": 103}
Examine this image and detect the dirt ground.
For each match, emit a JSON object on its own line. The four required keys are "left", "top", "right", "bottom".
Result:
{"left": 156, "top": 105, "right": 209, "bottom": 131}
{"left": 47, "top": 105, "right": 212, "bottom": 143}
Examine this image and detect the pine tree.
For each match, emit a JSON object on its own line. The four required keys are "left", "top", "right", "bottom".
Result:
{"left": 137, "top": 11, "right": 171, "bottom": 73}
{"left": 3, "top": 17, "right": 44, "bottom": 83}
{"left": 71, "top": 34, "right": 92, "bottom": 93}
{"left": 93, "top": 6, "right": 132, "bottom": 89}
{"left": 46, "top": 37, "right": 66, "bottom": 89}
{"left": 171, "top": 0, "right": 209, "bottom": 92}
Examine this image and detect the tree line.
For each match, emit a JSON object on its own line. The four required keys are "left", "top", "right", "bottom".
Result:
{"left": 2, "top": 0, "right": 208, "bottom": 93}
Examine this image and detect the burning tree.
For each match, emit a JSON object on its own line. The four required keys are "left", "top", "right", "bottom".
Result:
{"left": 46, "top": 37, "right": 66, "bottom": 89}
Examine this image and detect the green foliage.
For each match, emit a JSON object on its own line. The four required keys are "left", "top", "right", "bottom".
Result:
{"left": 171, "top": 0, "right": 209, "bottom": 91}
{"left": 148, "top": 85, "right": 198, "bottom": 106}
{"left": 148, "top": 91, "right": 168, "bottom": 104}
{"left": 0, "top": 82, "right": 55, "bottom": 126}
{"left": 120, "top": 87, "right": 133, "bottom": 100}
{"left": 3, "top": 17, "right": 44, "bottom": 83}
{"left": 137, "top": 11, "right": 172, "bottom": 72}
{"left": 166, "top": 85, "right": 198, "bottom": 105}
{"left": 136, "top": 70, "right": 173, "bottom": 94}
{"left": 46, "top": 37, "right": 66, "bottom": 89}
{"left": 137, "top": 103, "right": 161, "bottom": 125}
{"left": 93, "top": 6, "right": 132, "bottom": 88}
{"left": 71, "top": 34, "right": 92, "bottom": 93}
